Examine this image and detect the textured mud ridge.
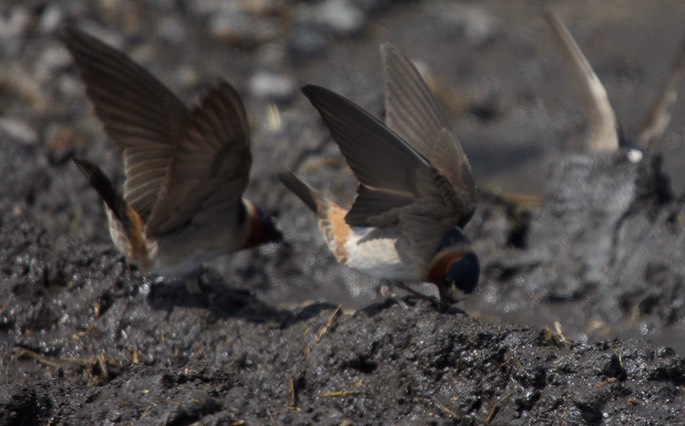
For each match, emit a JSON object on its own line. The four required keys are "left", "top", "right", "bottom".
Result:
{"left": 2, "top": 212, "right": 685, "bottom": 424}
{"left": 3, "top": 0, "right": 685, "bottom": 424}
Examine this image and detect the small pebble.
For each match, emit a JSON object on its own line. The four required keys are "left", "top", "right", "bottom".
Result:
{"left": 316, "top": 0, "right": 365, "bottom": 36}
{"left": 39, "top": 4, "right": 66, "bottom": 34}
{"left": 45, "top": 124, "right": 76, "bottom": 166}
{"left": 289, "top": 25, "right": 328, "bottom": 60}
{"left": 210, "top": 10, "right": 279, "bottom": 47}
{"left": 248, "top": 70, "right": 295, "bottom": 101}
{"left": 0, "top": 5, "right": 30, "bottom": 40}
{"left": 0, "top": 117, "right": 38, "bottom": 145}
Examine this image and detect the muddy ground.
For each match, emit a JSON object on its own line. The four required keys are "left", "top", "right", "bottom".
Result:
{"left": 2, "top": 0, "right": 685, "bottom": 424}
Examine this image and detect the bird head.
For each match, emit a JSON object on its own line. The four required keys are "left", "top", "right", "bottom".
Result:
{"left": 259, "top": 210, "right": 284, "bottom": 244}
{"left": 429, "top": 250, "right": 480, "bottom": 306}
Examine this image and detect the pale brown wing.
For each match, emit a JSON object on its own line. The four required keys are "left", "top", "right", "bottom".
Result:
{"left": 302, "top": 84, "right": 433, "bottom": 227}
{"left": 544, "top": 9, "right": 619, "bottom": 153}
{"left": 381, "top": 43, "right": 477, "bottom": 222}
{"left": 145, "top": 82, "right": 251, "bottom": 237}
{"left": 636, "top": 38, "right": 685, "bottom": 150}
{"left": 60, "top": 25, "right": 190, "bottom": 220}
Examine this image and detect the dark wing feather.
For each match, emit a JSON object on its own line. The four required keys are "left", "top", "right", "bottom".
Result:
{"left": 145, "top": 82, "right": 251, "bottom": 237}
{"left": 302, "top": 84, "right": 433, "bottom": 227}
{"left": 381, "top": 43, "right": 476, "bottom": 219}
{"left": 382, "top": 43, "right": 450, "bottom": 156}
{"left": 73, "top": 158, "right": 129, "bottom": 225}
{"left": 60, "top": 25, "right": 189, "bottom": 220}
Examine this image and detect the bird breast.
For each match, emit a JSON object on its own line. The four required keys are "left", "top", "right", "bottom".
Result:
{"left": 338, "top": 227, "right": 423, "bottom": 281}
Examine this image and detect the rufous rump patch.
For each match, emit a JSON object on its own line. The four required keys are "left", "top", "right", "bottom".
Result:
{"left": 427, "top": 251, "right": 464, "bottom": 286}
{"left": 127, "top": 206, "right": 150, "bottom": 268}
{"left": 324, "top": 204, "right": 350, "bottom": 263}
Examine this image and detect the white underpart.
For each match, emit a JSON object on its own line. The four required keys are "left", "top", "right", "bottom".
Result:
{"left": 106, "top": 208, "right": 223, "bottom": 276}
{"left": 339, "top": 227, "right": 423, "bottom": 282}
{"left": 103, "top": 199, "right": 252, "bottom": 277}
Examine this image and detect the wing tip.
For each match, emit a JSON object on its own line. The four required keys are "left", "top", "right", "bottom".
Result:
{"left": 542, "top": 5, "right": 559, "bottom": 25}
{"left": 57, "top": 23, "right": 101, "bottom": 55}
{"left": 72, "top": 157, "right": 97, "bottom": 176}
{"left": 72, "top": 157, "right": 128, "bottom": 224}
{"left": 197, "top": 79, "right": 247, "bottom": 124}
{"left": 212, "top": 79, "right": 241, "bottom": 99}
{"left": 301, "top": 84, "right": 330, "bottom": 102}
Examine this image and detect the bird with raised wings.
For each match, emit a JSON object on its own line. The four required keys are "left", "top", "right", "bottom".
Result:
{"left": 280, "top": 44, "right": 479, "bottom": 307}
{"left": 61, "top": 26, "right": 282, "bottom": 293}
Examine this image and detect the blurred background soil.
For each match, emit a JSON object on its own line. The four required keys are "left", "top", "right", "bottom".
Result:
{"left": 2, "top": 0, "right": 685, "bottom": 423}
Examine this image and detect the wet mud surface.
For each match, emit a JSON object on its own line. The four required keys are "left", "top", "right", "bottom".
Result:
{"left": 3, "top": 0, "right": 685, "bottom": 423}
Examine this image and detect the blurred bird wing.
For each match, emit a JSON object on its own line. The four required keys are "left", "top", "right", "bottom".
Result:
{"left": 637, "top": 37, "right": 685, "bottom": 150}
{"left": 381, "top": 43, "right": 477, "bottom": 225}
{"left": 145, "top": 82, "right": 252, "bottom": 238}
{"left": 60, "top": 26, "right": 189, "bottom": 220}
{"left": 544, "top": 9, "right": 619, "bottom": 152}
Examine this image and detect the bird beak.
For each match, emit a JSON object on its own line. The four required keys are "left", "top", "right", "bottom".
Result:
{"left": 438, "top": 282, "right": 459, "bottom": 306}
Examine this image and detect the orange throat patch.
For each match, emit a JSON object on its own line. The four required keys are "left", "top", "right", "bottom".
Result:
{"left": 427, "top": 251, "right": 465, "bottom": 286}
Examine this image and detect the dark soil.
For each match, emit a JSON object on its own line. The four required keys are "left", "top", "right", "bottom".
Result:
{"left": 2, "top": 0, "right": 685, "bottom": 424}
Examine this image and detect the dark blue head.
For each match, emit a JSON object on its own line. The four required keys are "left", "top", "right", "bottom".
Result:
{"left": 438, "top": 252, "right": 480, "bottom": 303}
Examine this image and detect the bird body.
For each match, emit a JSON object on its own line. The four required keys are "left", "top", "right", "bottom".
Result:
{"left": 62, "top": 26, "right": 281, "bottom": 291}
{"left": 102, "top": 192, "right": 261, "bottom": 277}
{"left": 280, "top": 45, "right": 479, "bottom": 305}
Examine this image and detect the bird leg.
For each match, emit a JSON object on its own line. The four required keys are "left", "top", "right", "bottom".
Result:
{"left": 376, "top": 280, "right": 439, "bottom": 308}
{"left": 396, "top": 282, "right": 439, "bottom": 306}
{"left": 376, "top": 280, "right": 394, "bottom": 300}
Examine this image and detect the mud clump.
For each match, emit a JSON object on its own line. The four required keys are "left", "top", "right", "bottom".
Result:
{"left": 1, "top": 211, "right": 685, "bottom": 423}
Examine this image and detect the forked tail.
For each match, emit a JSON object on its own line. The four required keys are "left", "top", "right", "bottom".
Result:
{"left": 73, "top": 158, "right": 140, "bottom": 236}
{"left": 278, "top": 171, "right": 329, "bottom": 218}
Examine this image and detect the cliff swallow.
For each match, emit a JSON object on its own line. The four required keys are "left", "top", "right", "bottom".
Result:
{"left": 61, "top": 26, "right": 282, "bottom": 293}
{"left": 280, "top": 44, "right": 479, "bottom": 306}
